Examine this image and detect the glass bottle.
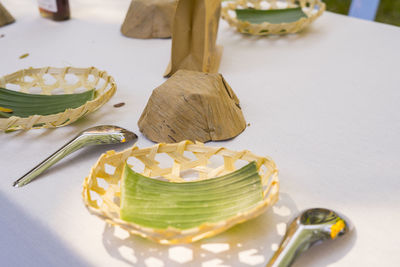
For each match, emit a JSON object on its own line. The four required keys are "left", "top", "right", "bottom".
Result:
{"left": 38, "top": 0, "right": 70, "bottom": 21}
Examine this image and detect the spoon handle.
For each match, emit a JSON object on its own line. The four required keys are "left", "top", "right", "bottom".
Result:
{"left": 13, "top": 136, "right": 84, "bottom": 188}
{"left": 266, "top": 224, "right": 312, "bottom": 267}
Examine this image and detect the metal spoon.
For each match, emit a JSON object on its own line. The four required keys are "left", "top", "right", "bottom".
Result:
{"left": 267, "top": 208, "right": 352, "bottom": 267}
{"left": 13, "top": 125, "right": 137, "bottom": 188}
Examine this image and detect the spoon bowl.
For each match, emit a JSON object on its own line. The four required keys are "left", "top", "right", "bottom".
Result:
{"left": 267, "top": 208, "right": 352, "bottom": 267}
{"left": 74, "top": 125, "right": 138, "bottom": 146}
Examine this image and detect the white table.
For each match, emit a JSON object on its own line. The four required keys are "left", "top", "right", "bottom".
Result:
{"left": 1, "top": 1, "right": 399, "bottom": 266}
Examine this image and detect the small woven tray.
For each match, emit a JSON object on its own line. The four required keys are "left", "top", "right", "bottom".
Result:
{"left": 222, "top": 0, "right": 325, "bottom": 35}
{"left": 82, "top": 140, "right": 279, "bottom": 244}
{"left": 0, "top": 66, "right": 116, "bottom": 131}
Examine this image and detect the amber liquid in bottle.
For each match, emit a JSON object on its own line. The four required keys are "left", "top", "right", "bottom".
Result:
{"left": 38, "top": 0, "right": 70, "bottom": 21}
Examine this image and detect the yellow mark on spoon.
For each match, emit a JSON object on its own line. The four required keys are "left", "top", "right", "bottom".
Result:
{"left": 330, "top": 219, "right": 345, "bottom": 239}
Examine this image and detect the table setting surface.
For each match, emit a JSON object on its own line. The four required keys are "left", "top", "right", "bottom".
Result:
{"left": 0, "top": 0, "right": 399, "bottom": 266}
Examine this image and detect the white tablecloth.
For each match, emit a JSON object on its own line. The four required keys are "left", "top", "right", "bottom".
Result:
{"left": 1, "top": 1, "right": 399, "bottom": 266}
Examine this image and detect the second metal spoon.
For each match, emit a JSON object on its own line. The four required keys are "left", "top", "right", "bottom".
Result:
{"left": 13, "top": 125, "right": 137, "bottom": 188}
{"left": 267, "top": 208, "right": 352, "bottom": 267}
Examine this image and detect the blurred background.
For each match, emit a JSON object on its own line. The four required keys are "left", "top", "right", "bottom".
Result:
{"left": 325, "top": 0, "right": 400, "bottom": 26}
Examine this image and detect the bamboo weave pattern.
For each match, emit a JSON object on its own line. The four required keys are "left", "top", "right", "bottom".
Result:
{"left": 222, "top": 0, "right": 325, "bottom": 35}
{"left": 82, "top": 140, "right": 279, "bottom": 244}
{"left": 0, "top": 66, "right": 116, "bottom": 131}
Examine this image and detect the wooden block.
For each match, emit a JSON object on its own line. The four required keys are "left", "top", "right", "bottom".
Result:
{"left": 164, "top": 0, "right": 222, "bottom": 77}
{"left": 138, "top": 70, "right": 246, "bottom": 143}
{"left": 0, "top": 3, "right": 15, "bottom": 27}
{"left": 121, "top": 0, "right": 177, "bottom": 39}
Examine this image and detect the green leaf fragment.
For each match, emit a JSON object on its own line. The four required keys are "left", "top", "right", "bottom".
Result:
{"left": 0, "top": 87, "right": 95, "bottom": 118}
{"left": 120, "top": 161, "right": 263, "bottom": 230}
{"left": 235, "top": 7, "right": 307, "bottom": 24}
{"left": 19, "top": 53, "right": 30, "bottom": 59}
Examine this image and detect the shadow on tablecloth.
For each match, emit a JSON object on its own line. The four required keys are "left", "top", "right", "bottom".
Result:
{"left": 101, "top": 192, "right": 309, "bottom": 267}
{"left": 0, "top": 193, "right": 90, "bottom": 267}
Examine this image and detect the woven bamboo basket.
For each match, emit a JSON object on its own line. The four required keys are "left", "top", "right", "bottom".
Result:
{"left": 222, "top": 0, "right": 325, "bottom": 35}
{"left": 82, "top": 140, "right": 279, "bottom": 244}
{"left": 0, "top": 66, "right": 116, "bottom": 131}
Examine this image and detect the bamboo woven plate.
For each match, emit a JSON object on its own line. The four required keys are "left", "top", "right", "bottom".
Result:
{"left": 222, "top": 0, "right": 325, "bottom": 35}
{"left": 82, "top": 140, "right": 279, "bottom": 244}
{"left": 0, "top": 66, "right": 116, "bottom": 131}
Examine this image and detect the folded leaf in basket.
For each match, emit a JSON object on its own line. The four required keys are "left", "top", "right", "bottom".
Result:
{"left": 236, "top": 7, "right": 307, "bottom": 24}
{"left": 0, "top": 87, "right": 95, "bottom": 118}
{"left": 120, "top": 161, "right": 263, "bottom": 230}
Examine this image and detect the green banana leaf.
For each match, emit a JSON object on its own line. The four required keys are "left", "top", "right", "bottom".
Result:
{"left": 236, "top": 7, "right": 307, "bottom": 24}
{"left": 120, "top": 161, "right": 263, "bottom": 230}
{"left": 0, "top": 87, "right": 95, "bottom": 118}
